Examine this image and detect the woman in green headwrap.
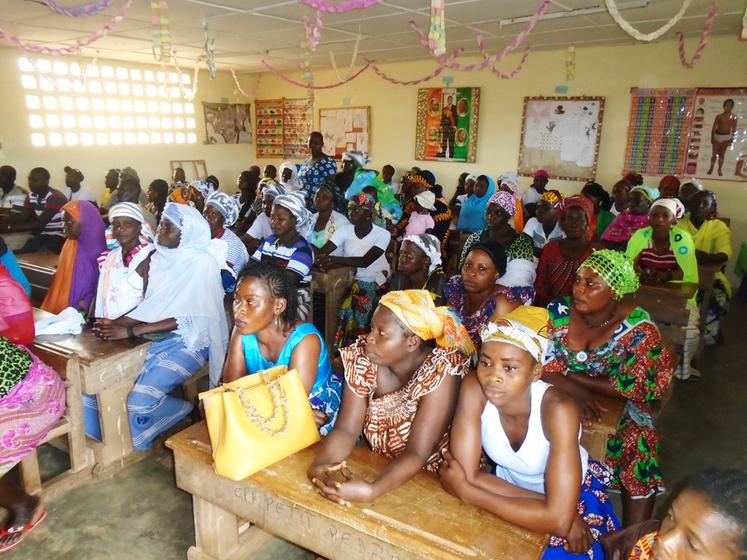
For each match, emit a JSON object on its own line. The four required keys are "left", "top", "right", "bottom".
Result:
{"left": 542, "top": 249, "right": 675, "bottom": 528}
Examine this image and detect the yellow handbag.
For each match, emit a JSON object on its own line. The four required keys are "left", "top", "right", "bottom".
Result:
{"left": 198, "top": 366, "right": 320, "bottom": 481}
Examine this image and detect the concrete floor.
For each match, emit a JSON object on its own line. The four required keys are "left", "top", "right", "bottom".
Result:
{"left": 6, "top": 301, "right": 747, "bottom": 559}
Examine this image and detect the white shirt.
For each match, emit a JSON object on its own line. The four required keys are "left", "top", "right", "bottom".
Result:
{"left": 246, "top": 213, "right": 273, "bottom": 240}
{"left": 95, "top": 244, "right": 153, "bottom": 320}
{"left": 330, "top": 223, "right": 391, "bottom": 284}
{"left": 64, "top": 185, "right": 97, "bottom": 203}
{"left": 523, "top": 217, "right": 564, "bottom": 250}
{"left": 0, "top": 184, "right": 28, "bottom": 209}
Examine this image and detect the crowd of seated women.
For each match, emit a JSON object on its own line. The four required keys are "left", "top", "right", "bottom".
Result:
{"left": 0, "top": 131, "right": 742, "bottom": 558}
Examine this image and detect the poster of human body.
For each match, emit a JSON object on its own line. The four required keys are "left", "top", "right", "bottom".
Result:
{"left": 203, "top": 102, "right": 252, "bottom": 144}
{"left": 415, "top": 87, "right": 480, "bottom": 163}
{"left": 518, "top": 97, "right": 605, "bottom": 181}
{"left": 684, "top": 88, "right": 747, "bottom": 181}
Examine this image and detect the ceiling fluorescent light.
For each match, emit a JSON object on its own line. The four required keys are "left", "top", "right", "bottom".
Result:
{"left": 499, "top": 0, "right": 649, "bottom": 25}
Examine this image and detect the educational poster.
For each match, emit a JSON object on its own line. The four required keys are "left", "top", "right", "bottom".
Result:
{"left": 623, "top": 88, "right": 695, "bottom": 176}
{"left": 685, "top": 88, "right": 747, "bottom": 181}
{"left": 203, "top": 102, "right": 252, "bottom": 144}
{"left": 415, "top": 88, "right": 480, "bottom": 163}
{"left": 283, "top": 97, "right": 313, "bottom": 159}
{"left": 319, "top": 106, "right": 371, "bottom": 159}
{"left": 518, "top": 96, "right": 604, "bottom": 181}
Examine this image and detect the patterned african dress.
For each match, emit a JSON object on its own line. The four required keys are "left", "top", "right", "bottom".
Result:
{"left": 334, "top": 280, "right": 387, "bottom": 350}
{"left": 0, "top": 337, "right": 66, "bottom": 476}
{"left": 298, "top": 156, "right": 338, "bottom": 209}
{"left": 628, "top": 532, "right": 656, "bottom": 560}
{"left": 533, "top": 240, "right": 597, "bottom": 307}
{"left": 444, "top": 276, "right": 530, "bottom": 352}
{"left": 340, "top": 337, "right": 468, "bottom": 472}
{"left": 543, "top": 298, "right": 675, "bottom": 498}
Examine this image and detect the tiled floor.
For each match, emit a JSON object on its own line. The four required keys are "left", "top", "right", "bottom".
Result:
{"left": 6, "top": 300, "right": 747, "bottom": 559}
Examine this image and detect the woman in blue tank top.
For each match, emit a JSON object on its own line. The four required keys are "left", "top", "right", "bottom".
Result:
{"left": 223, "top": 261, "right": 341, "bottom": 435}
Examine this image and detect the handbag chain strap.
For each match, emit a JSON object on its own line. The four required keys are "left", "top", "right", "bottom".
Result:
{"left": 234, "top": 375, "right": 289, "bottom": 436}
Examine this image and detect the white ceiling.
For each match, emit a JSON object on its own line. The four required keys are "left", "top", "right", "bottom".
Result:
{"left": 1, "top": 0, "right": 743, "bottom": 73}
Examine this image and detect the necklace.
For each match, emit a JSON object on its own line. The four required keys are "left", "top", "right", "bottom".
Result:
{"left": 580, "top": 302, "right": 618, "bottom": 329}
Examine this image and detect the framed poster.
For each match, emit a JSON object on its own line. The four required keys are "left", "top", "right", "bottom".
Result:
{"left": 623, "top": 88, "right": 695, "bottom": 176}
{"left": 685, "top": 88, "right": 747, "bottom": 181}
{"left": 203, "top": 102, "right": 252, "bottom": 144}
{"left": 415, "top": 88, "right": 479, "bottom": 163}
{"left": 518, "top": 96, "right": 605, "bottom": 181}
{"left": 320, "top": 106, "right": 371, "bottom": 159}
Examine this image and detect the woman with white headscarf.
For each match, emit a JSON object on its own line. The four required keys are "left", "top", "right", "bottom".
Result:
{"left": 389, "top": 233, "right": 446, "bottom": 305}
{"left": 251, "top": 192, "right": 315, "bottom": 321}
{"left": 204, "top": 191, "right": 249, "bottom": 292}
{"left": 279, "top": 161, "right": 301, "bottom": 193}
{"left": 93, "top": 203, "right": 228, "bottom": 450}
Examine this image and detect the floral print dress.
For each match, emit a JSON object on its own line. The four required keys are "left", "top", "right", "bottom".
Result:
{"left": 543, "top": 298, "right": 675, "bottom": 498}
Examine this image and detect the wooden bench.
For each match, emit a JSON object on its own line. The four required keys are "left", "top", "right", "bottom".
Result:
{"left": 18, "top": 250, "right": 59, "bottom": 306}
{"left": 167, "top": 422, "right": 547, "bottom": 560}
{"left": 311, "top": 267, "right": 354, "bottom": 352}
{"left": 18, "top": 345, "right": 94, "bottom": 500}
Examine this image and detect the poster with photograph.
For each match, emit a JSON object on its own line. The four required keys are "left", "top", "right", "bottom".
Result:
{"left": 518, "top": 97, "right": 605, "bottom": 181}
{"left": 203, "top": 102, "right": 252, "bottom": 144}
{"left": 415, "top": 87, "right": 479, "bottom": 163}
{"left": 684, "top": 88, "right": 747, "bottom": 181}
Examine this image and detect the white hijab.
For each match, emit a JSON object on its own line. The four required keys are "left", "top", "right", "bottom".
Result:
{"left": 128, "top": 203, "right": 228, "bottom": 386}
{"left": 279, "top": 161, "right": 301, "bottom": 193}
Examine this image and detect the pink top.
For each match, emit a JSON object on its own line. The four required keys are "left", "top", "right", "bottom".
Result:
{"left": 404, "top": 212, "right": 435, "bottom": 237}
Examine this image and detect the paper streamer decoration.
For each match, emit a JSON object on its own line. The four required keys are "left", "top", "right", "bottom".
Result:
{"left": 44, "top": 0, "right": 113, "bottom": 17}
{"left": 171, "top": 51, "right": 200, "bottom": 101}
{"left": 297, "top": 0, "right": 384, "bottom": 13}
{"left": 364, "top": 57, "right": 446, "bottom": 85}
{"left": 0, "top": 0, "right": 132, "bottom": 56}
{"left": 261, "top": 59, "right": 370, "bottom": 89}
{"left": 303, "top": 12, "right": 322, "bottom": 51}
{"left": 330, "top": 33, "right": 361, "bottom": 81}
{"left": 677, "top": 4, "right": 717, "bottom": 69}
{"left": 151, "top": 0, "right": 171, "bottom": 63}
{"left": 230, "top": 68, "right": 262, "bottom": 98}
{"left": 565, "top": 45, "right": 576, "bottom": 81}
{"left": 203, "top": 20, "right": 216, "bottom": 79}
{"left": 428, "top": 0, "right": 446, "bottom": 56}
{"left": 489, "top": 49, "right": 530, "bottom": 79}
{"left": 605, "top": 0, "right": 692, "bottom": 41}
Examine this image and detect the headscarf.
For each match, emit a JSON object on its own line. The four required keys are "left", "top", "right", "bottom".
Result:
{"left": 403, "top": 233, "right": 442, "bottom": 274}
{"left": 497, "top": 172, "right": 521, "bottom": 196}
{"left": 272, "top": 192, "right": 314, "bottom": 239}
{"left": 128, "top": 203, "right": 228, "bottom": 386}
{"left": 631, "top": 185, "right": 660, "bottom": 204}
{"left": 206, "top": 192, "right": 240, "bottom": 227}
{"left": 650, "top": 197, "right": 685, "bottom": 220}
{"left": 109, "top": 202, "right": 155, "bottom": 242}
{"left": 0, "top": 264, "right": 34, "bottom": 345}
{"left": 579, "top": 249, "right": 639, "bottom": 299}
{"left": 349, "top": 191, "right": 376, "bottom": 211}
{"left": 410, "top": 170, "right": 436, "bottom": 191}
{"left": 250, "top": 165, "right": 261, "bottom": 176}
{"left": 415, "top": 190, "right": 436, "bottom": 211}
{"left": 379, "top": 290, "right": 474, "bottom": 355}
{"left": 539, "top": 189, "right": 563, "bottom": 209}
{"left": 42, "top": 200, "right": 106, "bottom": 314}
{"left": 659, "top": 175, "right": 681, "bottom": 192}
{"left": 480, "top": 306, "right": 549, "bottom": 363}
{"left": 342, "top": 150, "right": 369, "bottom": 168}
{"left": 458, "top": 176, "right": 496, "bottom": 232}
{"left": 558, "top": 195, "right": 596, "bottom": 241}
{"left": 487, "top": 190, "right": 516, "bottom": 217}
{"left": 262, "top": 183, "right": 285, "bottom": 200}
{"left": 533, "top": 169, "right": 550, "bottom": 179}
{"left": 191, "top": 179, "right": 216, "bottom": 201}
{"left": 279, "top": 161, "right": 300, "bottom": 193}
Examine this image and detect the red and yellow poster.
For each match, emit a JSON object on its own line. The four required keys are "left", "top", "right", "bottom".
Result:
{"left": 415, "top": 87, "right": 480, "bottom": 163}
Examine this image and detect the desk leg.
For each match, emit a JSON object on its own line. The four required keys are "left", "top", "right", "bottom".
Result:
{"left": 92, "top": 384, "right": 134, "bottom": 467}
{"left": 189, "top": 496, "right": 272, "bottom": 560}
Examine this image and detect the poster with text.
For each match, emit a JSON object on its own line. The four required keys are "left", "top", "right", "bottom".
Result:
{"left": 684, "top": 88, "right": 747, "bottom": 181}
{"left": 415, "top": 87, "right": 479, "bottom": 163}
{"left": 518, "top": 97, "right": 605, "bottom": 181}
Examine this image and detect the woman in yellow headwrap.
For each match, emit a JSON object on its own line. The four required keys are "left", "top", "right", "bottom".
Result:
{"left": 440, "top": 306, "right": 619, "bottom": 559}
{"left": 308, "top": 290, "right": 473, "bottom": 504}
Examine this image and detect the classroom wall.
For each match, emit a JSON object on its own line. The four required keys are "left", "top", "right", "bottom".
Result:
{"left": 250, "top": 34, "right": 747, "bottom": 275}
{"left": 0, "top": 47, "right": 255, "bottom": 195}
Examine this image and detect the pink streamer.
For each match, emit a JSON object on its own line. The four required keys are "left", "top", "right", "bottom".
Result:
{"left": 363, "top": 57, "right": 447, "bottom": 85}
{"left": 44, "top": 0, "right": 114, "bottom": 17}
{"left": 0, "top": 0, "right": 132, "bottom": 56}
{"left": 261, "top": 59, "right": 370, "bottom": 89}
{"left": 303, "top": 12, "right": 323, "bottom": 51}
{"left": 230, "top": 68, "right": 262, "bottom": 98}
{"left": 171, "top": 51, "right": 200, "bottom": 101}
{"left": 297, "top": 0, "right": 384, "bottom": 13}
{"left": 488, "top": 48, "right": 531, "bottom": 79}
{"left": 677, "top": 4, "right": 717, "bottom": 69}
{"left": 408, "top": 0, "right": 549, "bottom": 71}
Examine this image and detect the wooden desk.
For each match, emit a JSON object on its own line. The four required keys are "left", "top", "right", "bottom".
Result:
{"left": 32, "top": 308, "right": 151, "bottom": 471}
{"left": 18, "top": 251, "right": 59, "bottom": 305}
{"left": 311, "top": 267, "right": 354, "bottom": 352}
{"left": 167, "top": 422, "right": 547, "bottom": 560}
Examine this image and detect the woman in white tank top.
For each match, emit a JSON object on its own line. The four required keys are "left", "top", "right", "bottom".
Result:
{"left": 439, "top": 306, "right": 618, "bottom": 559}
